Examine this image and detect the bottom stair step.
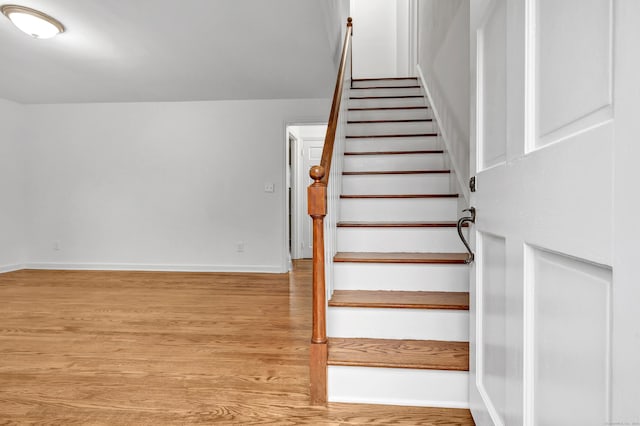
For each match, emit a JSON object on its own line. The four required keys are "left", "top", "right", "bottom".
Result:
{"left": 328, "top": 338, "right": 469, "bottom": 371}
{"left": 329, "top": 290, "right": 469, "bottom": 310}
{"left": 326, "top": 404, "right": 474, "bottom": 425}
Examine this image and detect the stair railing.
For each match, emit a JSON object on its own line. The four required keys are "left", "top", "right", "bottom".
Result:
{"left": 308, "top": 16, "right": 353, "bottom": 405}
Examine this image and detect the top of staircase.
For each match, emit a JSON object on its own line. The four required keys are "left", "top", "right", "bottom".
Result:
{"left": 352, "top": 77, "right": 418, "bottom": 82}
{"left": 351, "top": 85, "right": 420, "bottom": 90}
{"left": 351, "top": 77, "right": 421, "bottom": 90}
{"left": 348, "top": 105, "right": 429, "bottom": 111}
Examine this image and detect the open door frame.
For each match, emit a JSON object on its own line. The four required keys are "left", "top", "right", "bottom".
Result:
{"left": 286, "top": 124, "right": 327, "bottom": 262}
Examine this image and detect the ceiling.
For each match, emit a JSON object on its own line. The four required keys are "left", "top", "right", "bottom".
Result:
{"left": 0, "top": 0, "right": 347, "bottom": 104}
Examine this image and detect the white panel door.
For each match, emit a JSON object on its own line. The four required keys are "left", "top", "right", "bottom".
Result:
{"left": 301, "top": 138, "right": 324, "bottom": 259}
{"left": 469, "top": 0, "right": 639, "bottom": 425}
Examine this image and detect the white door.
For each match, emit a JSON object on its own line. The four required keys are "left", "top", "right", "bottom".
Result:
{"left": 301, "top": 138, "right": 324, "bottom": 259}
{"left": 469, "top": 0, "right": 639, "bottom": 425}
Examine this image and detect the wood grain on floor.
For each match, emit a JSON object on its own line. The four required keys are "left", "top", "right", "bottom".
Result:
{"left": 0, "top": 261, "right": 474, "bottom": 425}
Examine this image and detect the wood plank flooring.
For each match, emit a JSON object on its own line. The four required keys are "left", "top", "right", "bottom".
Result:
{"left": 0, "top": 262, "right": 474, "bottom": 425}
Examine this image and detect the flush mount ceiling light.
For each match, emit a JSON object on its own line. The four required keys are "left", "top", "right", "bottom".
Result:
{"left": 1, "top": 4, "right": 64, "bottom": 39}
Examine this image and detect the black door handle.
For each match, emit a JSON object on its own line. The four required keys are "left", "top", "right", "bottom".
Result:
{"left": 457, "top": 207, "right": 476, "bottom": 263}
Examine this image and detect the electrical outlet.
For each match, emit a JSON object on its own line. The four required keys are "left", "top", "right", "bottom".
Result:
{"left": 264, "top": 183, "right": 275, "bottom": 193}
{"left": 53, "top": 240, "right": 61, "bottom": 251}
{"left": 236, "top": 241, "right": 244, "bottom": 253}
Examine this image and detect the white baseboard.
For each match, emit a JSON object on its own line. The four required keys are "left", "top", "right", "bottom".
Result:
{"left": 23, "top": 263, "right": 286, "bottom": 274}
{"left": 416, "top": 64, "right": 470, "bottom": 202}
{"left": 0, "top": 264, "right": 26, "bottom": 274}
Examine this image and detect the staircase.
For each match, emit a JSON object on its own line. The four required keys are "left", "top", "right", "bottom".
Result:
{"left": 326, "top": 77, "right": 470, "bottom": 408}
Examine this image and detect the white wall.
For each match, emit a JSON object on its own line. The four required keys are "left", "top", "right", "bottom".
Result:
{"left": 320, "top": 0, "right": 352, "bottom": 65}
{"left": 22, "top": 99, "right": 328, "bottom": 273}
{"left": 350, "top": 0, "right": 413, "bottom": 78}
{"left": 0, "top": 99, "right": 26, "bottom": 272}
{"left": 396, "top": 0, "right": 412, "bottom": 77}
{"left": 351, "top": 0, "right": 398, "bottom": 78}
{"left": 417, "top": 0, "right": 470, "bottom": 200}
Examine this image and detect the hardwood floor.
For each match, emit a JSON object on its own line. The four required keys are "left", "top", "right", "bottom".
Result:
{"left": 0, "top": 261, "right": 474, "bottom": 425}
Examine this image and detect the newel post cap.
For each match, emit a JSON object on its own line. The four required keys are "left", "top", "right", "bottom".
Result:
{"left": 309, "top": 165, "right": 326, "bottom": 183}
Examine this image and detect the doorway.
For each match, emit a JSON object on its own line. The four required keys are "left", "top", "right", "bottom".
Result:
{"left": 286, "top": 124, "right": 327, "bottom": 264}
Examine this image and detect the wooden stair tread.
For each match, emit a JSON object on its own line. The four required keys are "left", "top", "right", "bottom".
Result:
{"left": 329, "top": 290, "right": 469, "bottom": 310}
{"left": 346, "top": 133, "right": 437, "bottom": 139}
{"left": 351, "top": 85, "right": 421, "bottom": 90}
{"left": 328, "top": 338, "right": 469, "bottom": 371}
{"left": 334, "top": 252, "right": 470, "bottom": 264}
{"left": 350, "top": 95, "right": 423, "bottom": 100}
{"left": 343, "top": 170, "right": 450, "bottom": 175}
{"left": 347, "top": 119, "right": 432, "bottom": 124}
{"left": 340, "top": 194, "right": 459, "bottom": 199}
{"left": 344, "top": 150, "right": 443, "bottom": 156}
{"left": 352, "top": 77, "right": 418, "bottom": 82}
{"left": 349, "top": 106, "right": 429, "bottom": 111}
{"left": 337, "top": 221, "right": 466, "bottom": 228}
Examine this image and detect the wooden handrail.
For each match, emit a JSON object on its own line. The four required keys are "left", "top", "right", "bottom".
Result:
{"left": 319, "top": 17, "right": 353, "bottom": 185}
{"left": 308, "top": 17, "right": 353, "bottom": 406}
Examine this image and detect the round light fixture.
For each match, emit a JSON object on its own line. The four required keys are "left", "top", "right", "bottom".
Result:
{"left": 1, "top": 4, "right": 64, "bottom": 39}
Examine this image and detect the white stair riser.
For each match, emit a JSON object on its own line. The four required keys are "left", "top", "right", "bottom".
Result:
{"left": 342, "top": 174, "right": 450, "bottom": 195}
{"left": 337, "top": 227, "right": 468, "bottom": 252}
{"left": 347, "top": 121, "right": 435, "bottom": 136}
{"left": 346, "top": 137, "right": 440, "bottom": 153}
{"left": 328, "top": 367, "right": 469, "bottom": 408}
{"left": 344, "top": 153, "right": 445, "bottom": 172}
{"left": 352, "top": 79, "right": 419, "bottom": 88}
{"left": 350, "top": 87, "right": 422, "bottom": 97}
{"left": 340, "top": 198, "right": 459, "bottom": 221}
{"left": 334, "top": 263, "right": 469, "bottom": 292}
{"left": 328, "top": 307, "right": 469, "bottom": 340}
{"left": 348, "top": 108, "right": 432, "bottom": 121}
{"left": 349, "top": 97, "right": 426, "bottom": 109}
